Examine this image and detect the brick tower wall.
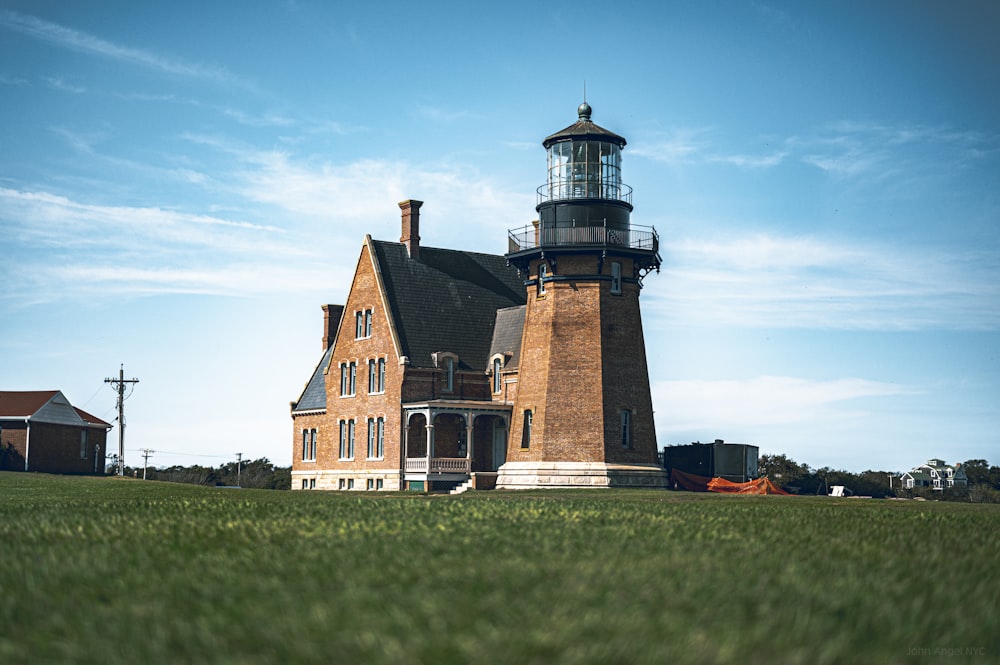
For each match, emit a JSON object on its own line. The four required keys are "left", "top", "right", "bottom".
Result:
{"left": 508, "top": 254, "right": 656, "bottom": 464}
{"left": 599, "top": 257, "right": 659, "bottom": 465}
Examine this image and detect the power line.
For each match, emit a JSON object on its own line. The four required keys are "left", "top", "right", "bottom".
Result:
{"left": 104, "top": 364, "right": 139, "bottom": 476}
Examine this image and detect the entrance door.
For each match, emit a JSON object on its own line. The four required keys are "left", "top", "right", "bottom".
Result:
{"left": 491, "top": 419, "right": 507, "bottom": 471}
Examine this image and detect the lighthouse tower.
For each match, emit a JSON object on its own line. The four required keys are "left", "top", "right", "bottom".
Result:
{"left": 496, "top": 103, "right": 667, "bottom": 489}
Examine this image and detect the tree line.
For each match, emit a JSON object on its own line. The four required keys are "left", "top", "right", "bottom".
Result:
{"left": 109, "top": 457, "right": 290, "bottom": 490}
{"left": 758, "top": 454, "right": 1000, "bottom": 502}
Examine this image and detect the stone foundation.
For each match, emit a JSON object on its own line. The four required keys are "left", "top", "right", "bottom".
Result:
{"left": 495, "top": 461, "right": 667, "bottom": 490}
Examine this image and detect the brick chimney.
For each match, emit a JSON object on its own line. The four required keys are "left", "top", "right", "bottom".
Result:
{"left": 321, "top": 304, "right": 343, "bottom": 351}
{"left": 399, "top": 199, "right": 423, "bottom": 259}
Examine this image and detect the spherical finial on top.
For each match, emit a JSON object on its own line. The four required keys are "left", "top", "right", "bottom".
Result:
{"left": 577, "top": 102, "right": 592, "bottom": 121}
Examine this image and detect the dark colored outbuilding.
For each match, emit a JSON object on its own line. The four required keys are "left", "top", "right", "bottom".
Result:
{"left": 0, "top": 390, "right": 111, "bottom": 474}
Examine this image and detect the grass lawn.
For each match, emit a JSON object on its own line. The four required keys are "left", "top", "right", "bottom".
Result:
{"left": 1, "top": 472, "right": 997, "bottom": 664}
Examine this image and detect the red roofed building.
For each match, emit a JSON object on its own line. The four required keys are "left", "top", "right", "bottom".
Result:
{"left": 0, "top": 391, "right": 111, "bottom": 474}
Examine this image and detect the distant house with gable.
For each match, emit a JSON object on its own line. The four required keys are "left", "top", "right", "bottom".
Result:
{"left": 901, "top": 459, "right": 968, "bottom": 490}
{"left": 0, "top": 390, "right": 111, "bottom": 475}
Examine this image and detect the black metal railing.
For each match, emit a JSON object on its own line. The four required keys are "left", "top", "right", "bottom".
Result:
{"left": 536, "top": 182, "right": 633, "bottom": 206}
{"left": 507, "top": 221, "right": 658, "bottom": 253}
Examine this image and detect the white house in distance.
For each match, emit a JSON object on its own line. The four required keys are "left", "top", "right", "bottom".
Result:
{"left": 901, "top": 459, "right": 968, "bottom": 490}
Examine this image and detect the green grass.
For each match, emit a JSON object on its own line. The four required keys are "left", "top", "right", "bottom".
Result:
{"left": 1, "top": 472, "right": 998, "bottom": 664}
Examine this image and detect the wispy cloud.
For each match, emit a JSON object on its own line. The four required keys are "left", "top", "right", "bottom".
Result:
{"left": 650, "top": 233, "right": 1000, "bottom": 331}
{"left": 653, "top": 375, "right": 916, "bottom": 432}
{"left": 632, "top": 121, "right": 998, "bottom": 176}
{"left": 45, "top": 77, "right": 86, "bottom": 93}
{"left": 0, "top": 187, "right": 329, "bottom": 302}
{"left": 0, "top": 10, "right": 252, "bottom": 89}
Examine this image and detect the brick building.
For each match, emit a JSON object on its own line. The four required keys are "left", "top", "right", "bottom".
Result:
{"left": 291, "top": 104, "right": 667, "bottom": 490}
{"left": 0, "top": 390, "right": 111, "bottom": 474}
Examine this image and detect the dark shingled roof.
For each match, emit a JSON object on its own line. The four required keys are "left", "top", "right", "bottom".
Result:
{"left": 292, "top": 346, "right": 333, "bottom": 413}
{"left": 542, "top": 104, "right": 627, "bottom": 148}
{"left": 489, "top": 305, "right": 526, "bottom": 370}
{"left": 371, "top": 241, "right": 525, "bottom": 371}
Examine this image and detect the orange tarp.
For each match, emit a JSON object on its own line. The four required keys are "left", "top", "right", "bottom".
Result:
{"left": 670, "top": 469, "right": 790, "bottom": 495}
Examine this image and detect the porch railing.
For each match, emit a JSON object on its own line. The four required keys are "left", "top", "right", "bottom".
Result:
{"left": 404, "top": 457, "right": 471, "bottom": 474}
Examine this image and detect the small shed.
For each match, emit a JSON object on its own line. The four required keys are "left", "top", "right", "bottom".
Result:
{"left": 663, "top": 439, "right": 759, "bottom": 483}
{"left": 0, "top": 391, "right": 111, "bottom": 474}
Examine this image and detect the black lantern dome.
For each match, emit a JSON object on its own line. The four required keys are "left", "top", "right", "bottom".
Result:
{"left": 536, "top": 103, "right": 632, "bottom": 232}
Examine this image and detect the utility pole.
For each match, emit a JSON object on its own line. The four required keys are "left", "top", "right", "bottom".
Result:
{"left": 105, "top": 364, "right": 139, "bottom": 476}
{"left": 140, "top": 448, "right": 153, "bottom": 480}
{"left": 236, "top": 452, "right": 243, "bottom": 488}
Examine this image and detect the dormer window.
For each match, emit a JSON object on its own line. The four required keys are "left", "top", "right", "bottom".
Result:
{"left": 492, "top": 356, "right": 503, "bottom": 394}
{"left": 432, "top": 352, "right": 459, "bottom": 393}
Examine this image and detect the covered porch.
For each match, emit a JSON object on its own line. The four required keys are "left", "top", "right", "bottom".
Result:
{"left": 402, "top": 400, "right": 511, "bottom": 491}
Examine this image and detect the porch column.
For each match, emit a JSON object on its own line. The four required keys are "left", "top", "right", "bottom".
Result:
{"left": 425, "top": 423, "right": 434, "bottom": 468}
{"left": 466, "top": 412, "right": 475, "bottom": 467}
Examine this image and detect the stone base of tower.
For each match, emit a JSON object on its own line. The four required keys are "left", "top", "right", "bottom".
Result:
{"left": 495, "top": 461, "right": 668, "bottom": 490}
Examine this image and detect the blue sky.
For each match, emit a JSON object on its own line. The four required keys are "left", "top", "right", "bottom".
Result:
{"left": 2, "top": 0, "right": 997, "bottom": 473}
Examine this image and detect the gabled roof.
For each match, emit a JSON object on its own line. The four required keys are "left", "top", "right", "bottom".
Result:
{"left": 292, "top": 346, "right": 334, "bottom": 414}
{"left": 489, "top": 305, "right": 526, "bottom": 370}
{"left": 370, "top": 240, "right": 525, "bottom": 370}
{"left": 74, "top": 407, "right": 111, "bottom": 428}
{"left": 0, "top": 390, "right": 110, "bottom": 428}
{"left": 0, "top": 390, "right": 60, "bottom": 417}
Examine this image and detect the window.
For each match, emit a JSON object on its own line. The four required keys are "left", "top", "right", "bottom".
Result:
{"left": 309, "top": 479, "right": 316, "bottom": 489}
{"left": 340, "top": 362, "right": 357, "bottom": 396}
{"left": 367, "top": 418, "right": 376, "bottom": 458}
{"left": 376, "top": 479, "right": 384, "bottom": 490}
{"left": 368, "top": 358, "right": 377, "bottom": 394}
{"left": 339, "top": 420, "right": 355, "bottom": 460}
{"left": 377, "top": 417, "right": 384, "bottom": 459}
{"left": 367, "top": 478, "right": 374, "bottom": 490}
{"left": 620, "top": 410, "right": 632, "bottom": 449}
{"left": 445, "top": 357, "right": 454, "bottom": 393}
{"left": 537, "top": 263, "right": 547, "bottom": 296}
{"left": 302, "top": 479, "right": 308, "bottom": 490}
{"left": 377, "top": 358, "right": 385, "bottom": 392}
{"left": 301, "top": 429, "right": 317, "bottom": 461}
{"left": 611, "top": 261, "right": 622, "bottom": 295}
{"left": 347, "top": 479, "right": 355, "bottom": 490}
{"left": 355, "top": 309, "right": 373, "bottom": 339}
{"left": 492, "top": 357, "right": 503, "bottom": 394}
{"left": 338, "top": 478, "right": 345, "bottom": 490}
{"left": 521, "top": 410, "right": 532, "bottom": 448}
{"left": 80, "top": 430, "right": 88, "bottom": 459}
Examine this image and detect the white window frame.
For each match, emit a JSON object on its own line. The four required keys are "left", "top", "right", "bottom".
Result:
{"left": 492, "top": 356, "right": 503, "bottom": 394}
{"left": 611, "top": 261, "right": 622, "bottom": 295}
{"left": 538, "top": 263, "right": 548, "bottom": 296}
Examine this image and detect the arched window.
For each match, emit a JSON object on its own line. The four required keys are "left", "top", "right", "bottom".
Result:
{"left": 521, "top": 410, "right": 533, "bottom": 448}
{"left": 492, "top": 357, "right": 503, "bottom": 394}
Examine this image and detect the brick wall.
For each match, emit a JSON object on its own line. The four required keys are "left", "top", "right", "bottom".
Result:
{"left": 0, "top": 422, "right": 107, "bottom": 474}
{"left": 508, "top": 253, "right": 659, "bottom": 465}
